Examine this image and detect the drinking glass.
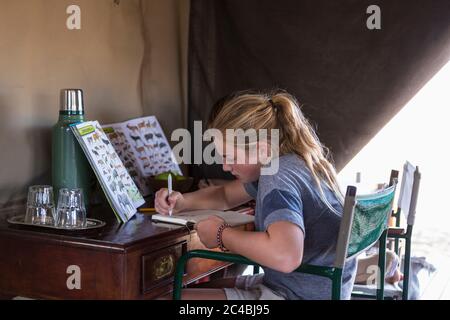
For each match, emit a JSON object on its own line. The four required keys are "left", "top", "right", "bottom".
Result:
{"left": 56, "top": 188, "right": 87, "bottom": 228}
{"left": 24, "top": 185, "right": 56, "bottom": 225}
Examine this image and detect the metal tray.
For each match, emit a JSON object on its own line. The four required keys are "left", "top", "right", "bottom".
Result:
{"left": 7, "top": 215, "right": 106, "bottom": 231}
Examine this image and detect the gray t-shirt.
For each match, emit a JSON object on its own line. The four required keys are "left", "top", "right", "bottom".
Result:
{"left": 244, "top": 154, "right": 357, "bottom": 300}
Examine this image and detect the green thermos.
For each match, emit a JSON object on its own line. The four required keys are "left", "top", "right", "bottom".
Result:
{"left": 52, "top": 89, "right": 93, "bottom": 210}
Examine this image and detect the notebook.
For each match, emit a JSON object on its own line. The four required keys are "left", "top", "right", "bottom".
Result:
{"left": 151, "top": 210, "right": 255, "bottom": 227}
{"left": 102, "top": 116, "right": 182, "bottom": 196}
{"left": 71, "top": 121, "right": 145, "bottom": 223}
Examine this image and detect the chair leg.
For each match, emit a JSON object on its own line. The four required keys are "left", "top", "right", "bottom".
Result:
{"left": 331, "top": 269, "right": 342, "bottom": 300}
{"left": 403, "top": 236, "right": 412, "bottom": 300}
{"left": 377, "top": 230, "right": 387, "bottom": 300}
{"left": 394, "top": 210, "right": 401, "bottom": 255}
{"left": 173, "top": 254, "right": 189, "bottom": 300}
{"left": 394, "top": 238, "right": 400, "bottom": 256}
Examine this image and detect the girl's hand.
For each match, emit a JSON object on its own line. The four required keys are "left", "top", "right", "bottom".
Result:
{"left": 154, "top": 188, "right": 184, "bottom": 215}
{"left": 195, "top": 216, "right": 226, "bottom": 249}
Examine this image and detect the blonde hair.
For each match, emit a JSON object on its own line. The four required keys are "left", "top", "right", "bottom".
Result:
{"left": 208, "top": 89, "right": 344, "bottom": 204}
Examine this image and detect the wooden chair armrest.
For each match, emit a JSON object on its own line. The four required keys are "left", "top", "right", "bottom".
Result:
{"left": 388, "top": 227, "right": 406, "bottom": 236}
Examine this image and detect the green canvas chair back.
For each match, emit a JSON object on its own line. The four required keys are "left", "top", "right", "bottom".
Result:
{"left": 346, "top": 185, "right": 396, "bottom": 259}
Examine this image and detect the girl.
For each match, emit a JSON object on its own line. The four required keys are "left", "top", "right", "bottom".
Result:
{"left": 155, "top": 90, "right": 357, "bottom": 300}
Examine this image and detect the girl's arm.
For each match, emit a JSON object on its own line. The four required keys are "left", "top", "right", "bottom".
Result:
{"left": 155, "top": 179, "right": 253, "bottom": 214}
{"left": 221, "top": 221, "right": 304, "bottom": 273}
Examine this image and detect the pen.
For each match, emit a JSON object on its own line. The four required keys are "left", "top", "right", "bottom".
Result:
{"left": 168, "top": 173, "right": 173, "bottom": 216}
{"left": 138, "top": 207, "right": 156, "bottom": 213}
{"left": 139, "top": 211, "right": 158, "bottom": 216}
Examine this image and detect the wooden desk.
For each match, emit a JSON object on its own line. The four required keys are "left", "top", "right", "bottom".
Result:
{"left": 0, "top": 204, "right": 253, "bottom": 300}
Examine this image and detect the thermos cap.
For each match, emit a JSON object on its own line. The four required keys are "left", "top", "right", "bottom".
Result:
{"left": 60, "top": 89, "right": 84, "bottom": 113}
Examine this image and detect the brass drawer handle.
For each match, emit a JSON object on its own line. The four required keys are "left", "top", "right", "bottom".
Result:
{"left": 153, "top": 254, "right": 175, "bottom": 280}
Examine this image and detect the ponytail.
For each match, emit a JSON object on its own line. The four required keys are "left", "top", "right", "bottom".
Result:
{"left": 271, "top": 91, "right": 343, "bottom": 204}
{"left": 209, "top": 89, "right": 344, "bottom": 205}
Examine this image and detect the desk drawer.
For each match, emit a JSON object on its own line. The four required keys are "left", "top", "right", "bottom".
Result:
{"left": 141, "top": 242, "right": 185, "bottom": 293}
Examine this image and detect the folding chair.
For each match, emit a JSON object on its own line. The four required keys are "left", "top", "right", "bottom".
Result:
{"left": 352, "top": 163, "right": 420, "bottom": 300}
{"left": 172, "top": 184, "right": 397, "bottom": 300}
{"left": 388, "top": 162, "right": 421, "bottom": 299}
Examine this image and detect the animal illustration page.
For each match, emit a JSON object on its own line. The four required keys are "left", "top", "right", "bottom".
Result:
{"left": 103, "top": 116, "right": 182, "bottom": 196}
{"left": 71, "top": 121, "right": 145, "bottom": 223}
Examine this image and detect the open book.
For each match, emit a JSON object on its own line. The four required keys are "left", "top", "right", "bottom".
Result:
{"left": 102, "top": 116, "right": 181, "bottom": 197}
{"left": 71, "top": 121, "right": 145, "bottom": 223}
{"left": 151, "top": 210, "right": 255, "bottom": 227}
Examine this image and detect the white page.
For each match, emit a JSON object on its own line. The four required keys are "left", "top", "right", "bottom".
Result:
{"left": 152, "top": 210, "right": 255, "bottom": 227}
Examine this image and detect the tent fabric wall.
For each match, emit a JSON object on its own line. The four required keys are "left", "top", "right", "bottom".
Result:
{"left": 188, "top": 0, "right": 450, "bottom": 180}
{"left": 0, "top": 0, "right": 189, "bottom": 207}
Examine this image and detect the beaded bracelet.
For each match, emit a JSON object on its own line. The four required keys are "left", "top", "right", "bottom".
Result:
{"left": 217, "top": 223, "right": 231, "bottom": 252}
